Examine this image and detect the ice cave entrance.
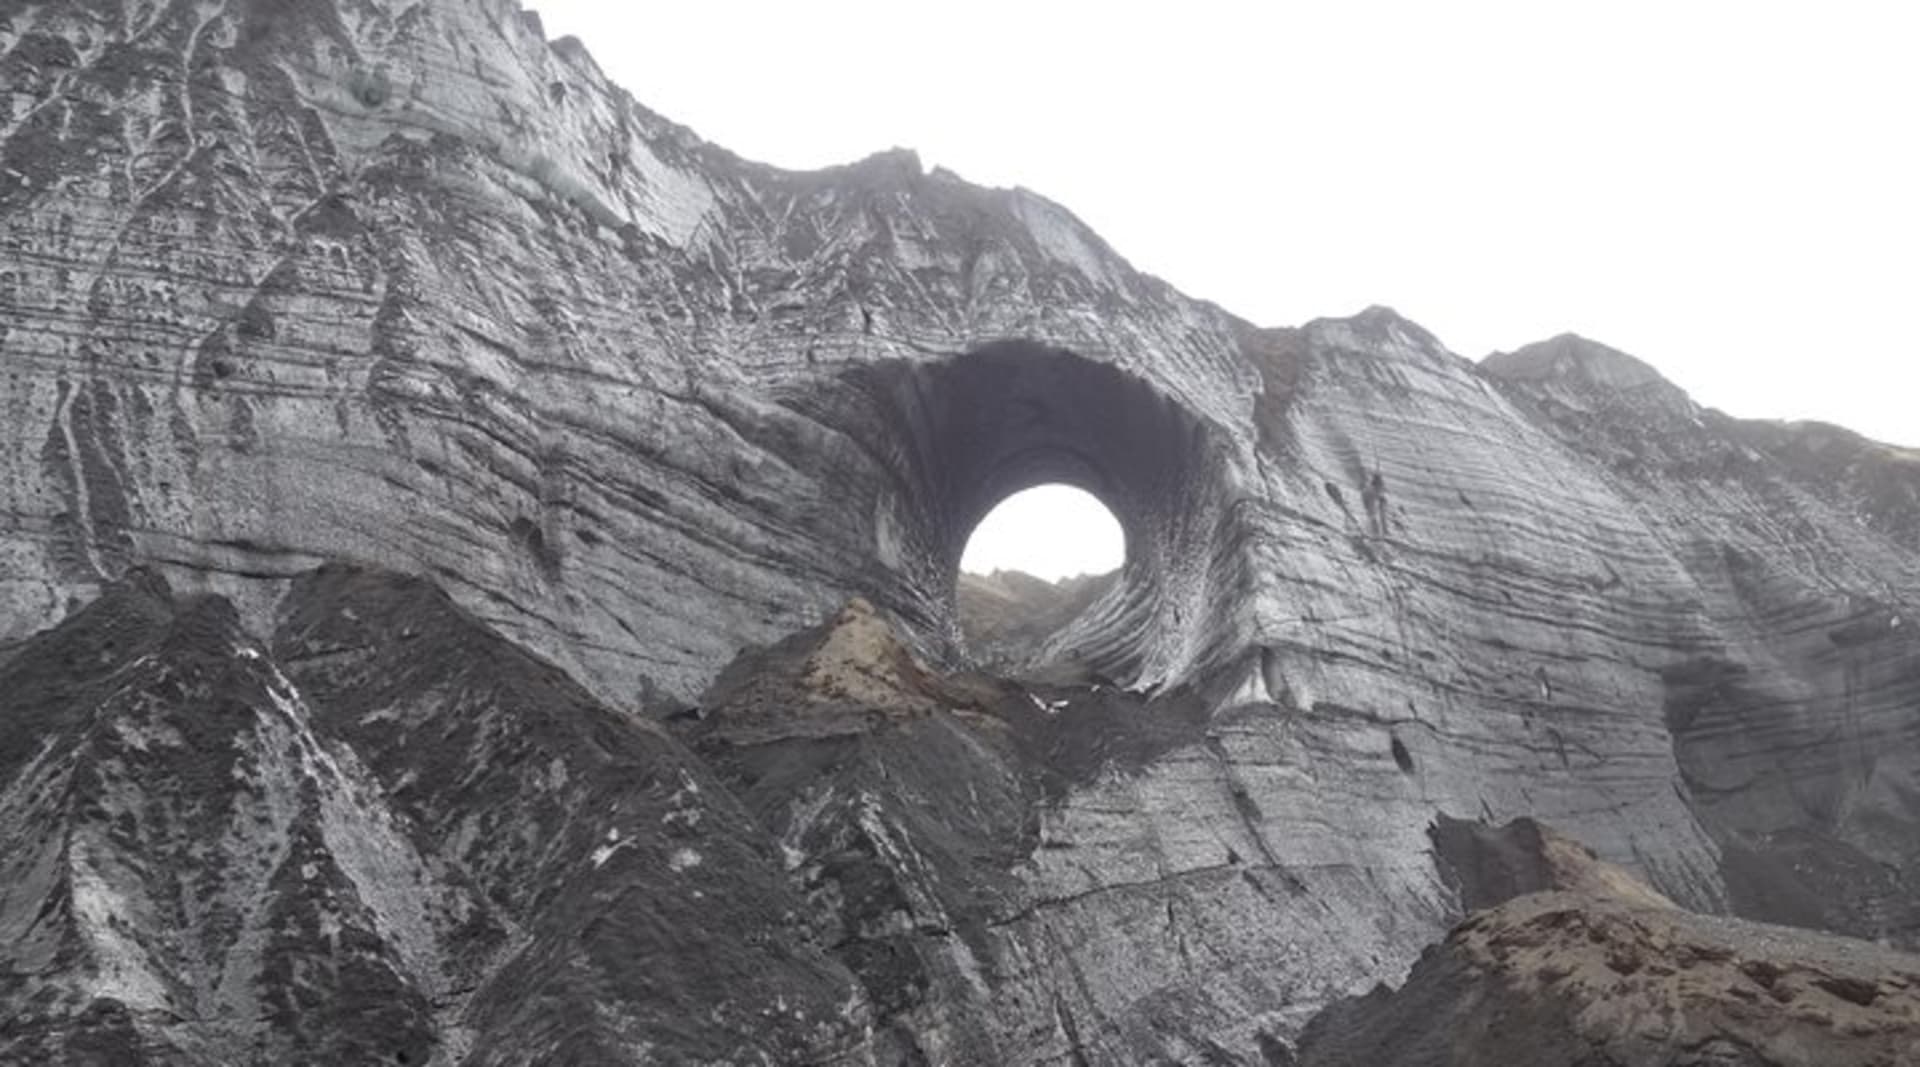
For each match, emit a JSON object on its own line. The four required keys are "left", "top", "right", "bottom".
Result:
{"left": 956, "top": 484, "right": 1124, "bottom": 666}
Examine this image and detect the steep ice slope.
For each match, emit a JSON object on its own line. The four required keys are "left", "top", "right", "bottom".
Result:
{"left": 4, "top": 0, "right": 1920, "bottom": 1062}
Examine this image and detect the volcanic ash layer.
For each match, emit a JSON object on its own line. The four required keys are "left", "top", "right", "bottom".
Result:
{"left": 6, "top": 569, "right": 1920, "bottom": 1065}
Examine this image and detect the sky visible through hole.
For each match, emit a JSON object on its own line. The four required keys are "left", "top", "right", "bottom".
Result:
{"left": 961, "top": 485, "right": 1125, "bottom": 581}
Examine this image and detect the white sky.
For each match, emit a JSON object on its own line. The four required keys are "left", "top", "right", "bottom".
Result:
{"left": 529, "top": 1, "right": 1918, "bottom": 576}
{"left": 959, "top": 485, "right": 1125, "bottom": 579}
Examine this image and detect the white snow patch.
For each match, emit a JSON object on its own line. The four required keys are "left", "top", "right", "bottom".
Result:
{"left": 625, "top": 149, "right": 718, "bottom": 248}
{"left": 112, "top": 712, "right": 184, "bottom": 753}
{"left": 663, "top": 772, "right": 703, "bottom": 829}
{"left": 260, "top": 676, "right": 445, "bottom": 996}
{"left": 779, "top": 787, "right": 839, "bottom": 869}
{"left": 1027, "top": 693, "right": 1067, "bottom": 715}
{"left": 945, "top": 929, "right": 992, "bottom": 997}
{"left": 69, "top": 842, "right": 170, "bottom": 1011}
{"left": 1010, "top": 190, "right": 1114, "bottom": 287}
{"left": 668, "top": 848, "right": 703, "bottom": 873}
